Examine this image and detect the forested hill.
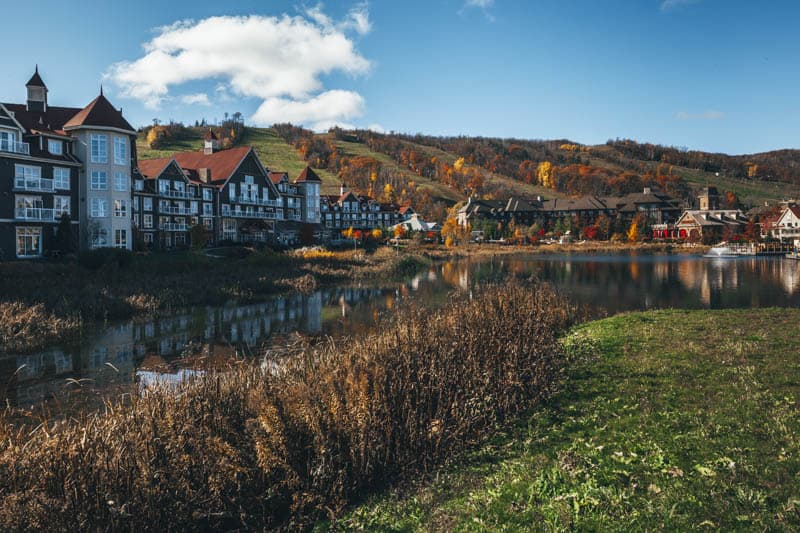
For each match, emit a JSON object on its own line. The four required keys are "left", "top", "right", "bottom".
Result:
{"left": 137, "top": 122, "right": 800, "bottom": 218}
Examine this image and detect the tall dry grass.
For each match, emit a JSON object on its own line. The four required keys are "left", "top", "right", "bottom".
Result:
{"left": 0, "top": 280, "right": 573, "bottom": 530}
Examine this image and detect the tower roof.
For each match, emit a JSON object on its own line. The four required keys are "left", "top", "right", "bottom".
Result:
{"left": 63, "top": 93, "right": 135, "bottom": 132}
{"left": 295, "top": 166, "right": 322, "bottom": 183}
{"left": 26, "top": 66, "right": 47, "bottom": 88}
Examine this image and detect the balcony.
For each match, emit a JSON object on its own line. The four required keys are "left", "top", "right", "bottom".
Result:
{"left": 235, "top": 195, "right": 281, "bottom": 207}
{"left": 160, "top": 189, "right": 194, "bottom": 199}
{"left": 14, "top": 177, "right": 54, "bottom": 192}
{"left": 15, "top": 207, "right": 55, "bottom": 222}
{"left": 0, "top": 139, "right": 30, "bottom": 155}
{"left": 229, "top": 210, "right": 278, "bottom": 220}
{"left": 160, "top": 223, "right": 188, "bottom": 232}
{"left": 159, "top": 206, "right": 196, "bottom": 215}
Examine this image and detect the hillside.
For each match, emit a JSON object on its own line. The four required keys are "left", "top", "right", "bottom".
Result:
{"left": 137, "top": 125, "right": 800, "bottom": 208}
{"left": 136, "top": 126, "right": 340, "bottom": 190}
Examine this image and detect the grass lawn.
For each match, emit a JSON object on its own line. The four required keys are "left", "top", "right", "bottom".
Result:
{"left": 333, "top": 308, "right": 800, "bottom": 531}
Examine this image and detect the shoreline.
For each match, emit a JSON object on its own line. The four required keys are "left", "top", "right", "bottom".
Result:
{"left": 0, "top": 241, "right": 710, "bottom": 354}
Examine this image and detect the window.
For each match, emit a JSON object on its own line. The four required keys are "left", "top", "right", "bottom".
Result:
{"left": 190, "top": 201, "right": 198, "bottom": 214}
{"left": 143, "top": 233, "right": 153, "bottom": 244}
{"left": 16, "top": 227, "right": 42, "bottom": 258}
{"left": 229, "top": 184, "right": 236, "bottom": 200}
{"left": 134, "top": 179, "right": 144, "bottom": 191}
{"left": 114, "top": 172, "right": 127, "bottom": 191}
{"left": 90, "top": 198, "right": 107, "bottom": 217}
{"left": 203, "top": 203, "right": 213, "bottom": 216}
{"left": 114, "top": 137, "right": 127, "bottom": 165}
{"left": 53, "top": 167, "right": 70, "bottom": 189}
{"left": 143, "top": 197, "right": 153, "bottom": 211}
{"left": 159, "top": 200, "right": 170, "bottom": 211}
{"left": 114, "top": 229, "right": 127, "bottom": 249}
{"left": 158, "top": 180, "right": 168, "bottom": 193}
{"left": 113, "top": 200, "right": 128, "bottom": 218}
{"left": 143, "top": 214, "right": 153, "bottom": 229}
{"left": 48, "top": 139, "right": 63, "bottom": 155}
{"left": 90, "top": 134, "right": 108, "bottom": 163}
{"left": 203, "top": 218, "right": 213, "bottom": 229}
{"left": 15, "top": 164, "right": 41, "bottom": 179}
{"left": 54, "top": 196, "right": 71, "bottom": 218}
{"left": 91, "top": 226, "right": 108, "bottom": 247}
{"left": 203, "top": 188, "right": 212, "bottom": 201}
{"left": 221, "top": 204, "right": 231, "bottom": 216}
{"left": 90, "top": 171, "right": 107, "bottom": 190}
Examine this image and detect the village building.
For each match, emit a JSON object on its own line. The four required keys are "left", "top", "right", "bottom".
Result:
{"left": 0, "top": 67, "right": 135, "bottom": 258}
{"left": 653, "top": 187, "right": 745, "bottom": 241}
{"left": 320, "top": 183, "right": 405, "bottom": 239}
{"left": 133, "top": 158, "right": 217, "bottom": 250}
{"left": 603, "top": 187, "right": 682, "bottom": 224}
{"left": 764, "top": 204, "right": 800, "bottom": 242}
{"left": 136, "top": 145, "right": 282, "bottom": 245}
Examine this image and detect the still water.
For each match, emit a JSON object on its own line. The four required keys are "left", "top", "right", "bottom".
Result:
{"left": 4, "top": 252, "right": 800, "bottom": 412}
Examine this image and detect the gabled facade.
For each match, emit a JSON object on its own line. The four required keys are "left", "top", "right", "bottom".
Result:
{"left": 766, "top": 205, "right": 800, "bottom": 242}
{"left": 0, "top": 68, "right": 135, "bottom": 258}
{"left": 320, "top": 184, "right": 403, "bottom": 238}
{"left": 134, "top": 159, "right": 217, "bottom": 249}
{"left": 137, "top": 146, "right": 282, "bottom": 245}
{"left": 672, "top": 209, "right": 746, "bottom": 242}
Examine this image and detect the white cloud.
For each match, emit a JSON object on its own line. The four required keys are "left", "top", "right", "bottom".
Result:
{"left": 252, "top": 90, "right": 365, "bottom": 131}
{"left": 660, "top": 0, "right": 700, "bottom": 11}
{"left": 105, "top": 6, "right": 372, "bottom": 128}
{"left": 179, "top": 93, "right": 211, "bottom": 106}
{"left": 465, "top": 0, "right": 495, "bottom": 7}
{"left": 366, "top": 123, "right": 386, "bottom": 133}
{"left": 675, "top": 110, "right": 725, "bottom": 120}
{"left": 462, "top": 0, "right": 495, "bottom": 21}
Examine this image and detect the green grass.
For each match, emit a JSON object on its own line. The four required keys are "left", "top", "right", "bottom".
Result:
{"left": 136, "top": 128, "right": 205, "bottom": 159}
{"left": 334, "top": 308, "right": 800, "bottom": 531}
{"left": 240, "top": 128, "right": 341, "bottom": 192}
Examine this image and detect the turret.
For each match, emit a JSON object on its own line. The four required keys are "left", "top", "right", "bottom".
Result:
{"left": 204, "top": 129, "right": 219, "bottom": 155}
{"left": 26, "top": 65, "right": 48, "bottom": 113}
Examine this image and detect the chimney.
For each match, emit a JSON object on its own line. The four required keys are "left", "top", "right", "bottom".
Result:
{"left": 340, "top": 182, "right": 347, "bottom": 195}
{"left": 198, "top": 168, "right": 212, "bottom": 183}
{"left": 203, "top": 129, "right": 219, "bottom": 155}
{"left": 643, "top": 187, "right": 651, "bottom": 195}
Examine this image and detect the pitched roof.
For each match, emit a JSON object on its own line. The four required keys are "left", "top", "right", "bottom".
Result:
{"left": 295, "top": 166, "right": 321, "bottom": 183}
{"left": 26, "top": 67, "right": 46, "bottom": 88}
{"left": 542, "top": 196, "right": 609, "bottom": 212}
{"left": 138, "top": 146, "right": 253, "bottom": 189}
{"left": 2, "top": 103, "right": 82, "bottom": 136}
{"left": 63, "top": 93, "right": 135, "bottom": 132}
{"left": 137, "top": 158, "right": 177, "bottom": 179}
{"left": 338, "top": 190, "right": 359, "bottom": 203}
{"left": 269, "top": 171, "right": 288, "bottom": 185}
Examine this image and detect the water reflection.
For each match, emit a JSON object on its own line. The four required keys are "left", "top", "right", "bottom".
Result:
{"left": 4, "top": 253, "right": 800, "bottom": 411}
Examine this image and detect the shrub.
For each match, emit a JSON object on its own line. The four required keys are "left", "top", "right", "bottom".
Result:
{"left": 77, "top": 248, "right": 134, "bottom": 270}
{"left": 0, "top": 281, "right": 573, "bottom": 530}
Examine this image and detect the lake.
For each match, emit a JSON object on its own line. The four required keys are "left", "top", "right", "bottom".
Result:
{"left": 4, "top": 252, "right": 800, "bottom": 413}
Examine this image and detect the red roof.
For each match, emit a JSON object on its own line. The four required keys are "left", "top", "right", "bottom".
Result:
{"left": 138, "top": 158, "right": 176, "bottom": 179}
{"left": 399, "top": 205, "right": 414, "bottom": 215}
{"left": 269, "top": 171, "right": 288, "bottom": 185}
{"left": 789, "top": 206, "right": 800, "bottom": 219}
{"left": 295, "top": 166, "right": 321, "bottom": 183}
{"left": 63, "top": 93, "right": 135, "bottom": 132}
{"left": 138, "top": 146, "right": 253, "bottom": 189}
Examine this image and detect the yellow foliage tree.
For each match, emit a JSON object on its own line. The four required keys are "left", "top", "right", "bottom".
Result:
{"left": 371, "top": 228, "right": 383, "bottom": 240}
{"left": 381, "top": 183, "right": 395, "bottom": 203}
{"left": 627, "top": 221, "right": 639, "bottom": 242}
{"left": 537, "top": 161, "right": 554, "bottom": 188}
{"left": 453, "top": 157, "right": 465, "bottom": 173}
{"left": 342, "top": 226, "right": 355, "bottom": 239}
{"left": 393, "top": 224, "right": 406, "bottom": 239}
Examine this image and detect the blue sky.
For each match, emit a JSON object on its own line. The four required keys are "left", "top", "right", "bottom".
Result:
{"left": 1, "top": 0, "right": 798, "bottom": 154}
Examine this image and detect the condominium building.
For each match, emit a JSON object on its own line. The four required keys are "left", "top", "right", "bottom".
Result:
{"left": 0, "top": 67, "right": 134, "bottom": 258}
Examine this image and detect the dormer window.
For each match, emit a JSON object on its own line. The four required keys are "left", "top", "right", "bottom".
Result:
{"left": 48, "top": 139, "right": 62, "bottom": 155}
